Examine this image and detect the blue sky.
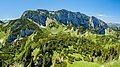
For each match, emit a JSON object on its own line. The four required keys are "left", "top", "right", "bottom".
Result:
{"left": 0, "top": 0, "right": 120, "bottom": 23}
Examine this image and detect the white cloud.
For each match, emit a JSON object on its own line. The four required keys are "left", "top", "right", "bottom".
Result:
{"left": 97, "top": 14, "right": 111, "bottom": 18}
{"left": 97, "top": 14, "right": 104, "bottom": 17}
{"left": 95, "top": 14, "right": 118, "bottom": 23}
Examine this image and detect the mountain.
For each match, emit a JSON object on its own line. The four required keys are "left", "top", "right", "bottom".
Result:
{"left": 0, "top": 20, "right": 4, "bottom": 24}
{"left": 0, "top": 9, "right": 120, "bottom": 67}
{"left": 107, "top": 23, "right": 120, "bottom": 31}
{"left": 21, "top": 9, "right": 108, "bottom": 34}
{"left": 1, "top": 18, "right": 43, "bottom": 42}
{"left": 0, "top": 9, "right": 109, "bottom": 43}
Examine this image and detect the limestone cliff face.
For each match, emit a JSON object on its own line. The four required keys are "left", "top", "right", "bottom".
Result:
{"left": 5, "top": 19, "right": 37, "bottom": 42}
{"left": 22, "top": 9, "right": 108, "bottom": 34}
{"left": 4, "top": 9, "right": 109, "bottom": 42}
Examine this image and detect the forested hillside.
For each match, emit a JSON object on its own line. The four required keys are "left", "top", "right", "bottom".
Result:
{"left": 0, "top": 9, "right": 120, "bottom": 67}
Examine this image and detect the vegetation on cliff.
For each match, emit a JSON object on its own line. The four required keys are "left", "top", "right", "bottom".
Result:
{"left": 0, "top": 18, "right": 120, "bottom": 67}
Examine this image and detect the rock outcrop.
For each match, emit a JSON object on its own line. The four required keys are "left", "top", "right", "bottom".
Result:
{"left": 22, "top": 9, "right": 108, "bottom": 34}
{"left": 4, "top": 9, "right": 109, "bottom": 42}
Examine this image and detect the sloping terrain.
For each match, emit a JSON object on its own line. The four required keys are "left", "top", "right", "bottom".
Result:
{"left": 22, "top": 9, "right": 108, "bottom": 34}
{"left": 0, "top": 9, "right": 120, "bottom": 67}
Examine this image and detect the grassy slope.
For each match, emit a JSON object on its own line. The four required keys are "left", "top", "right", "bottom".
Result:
{"left": 67, "top": 60, "right": 120, "bottom": 67}
{"left": 0, "top": 18, "right": 120, "bottom": 67}
{"left": 67, "top": 61, "right": 101, "bottom": 67}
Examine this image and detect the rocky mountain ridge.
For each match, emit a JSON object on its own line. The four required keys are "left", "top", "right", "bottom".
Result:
{"left": 22, "top": 9, "right": 108, "bottom": 34}
{"left": 0, "top": 9, "right": 109, "bottom": 43}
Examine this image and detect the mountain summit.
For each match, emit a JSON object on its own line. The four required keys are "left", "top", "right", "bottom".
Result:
{"left": 1, "top": 9, "right": 109, "bottom": 43}
{"left": 21, "top": 9, "right": 108, "bottom": 34}
{"left": 1, "top": 9, "right": 120, "bottom": 67}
